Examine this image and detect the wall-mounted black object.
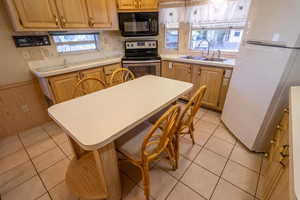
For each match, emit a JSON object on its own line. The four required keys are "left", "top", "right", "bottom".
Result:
{"left": 13, "top": 35, "right": 51, "bottom": 48}
{"left": 118, "top": 12, "right": 159, "bottom": 37}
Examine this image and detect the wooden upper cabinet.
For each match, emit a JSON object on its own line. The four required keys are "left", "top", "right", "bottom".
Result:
{"left": 85, "top": 0, "right": 111, "bottom": 28}
{"left": 48, "top": 72, "right": 80, "bottom": 103}
{"left": 12, "top": 0, "right": 59, "bottom": 28}
{"left": 192, "top": 66, "right": 224, "bottom": 107}
{"left": 117, "top": 0, "right": 137, "bottom": 10}
{"left": 55, "top": 0, "right": 89, "bottom": 28}
{"left": 140, "top": 0, "right": 158, "bottom": 9}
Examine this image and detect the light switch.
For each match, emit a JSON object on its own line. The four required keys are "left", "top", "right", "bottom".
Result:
{"left": 272, "top": 33, "right": 280, "bottom": 42}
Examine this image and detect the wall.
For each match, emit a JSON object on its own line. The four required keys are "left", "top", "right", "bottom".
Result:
{"left": 0, "top": 0, "right": 123, "bottom": 139}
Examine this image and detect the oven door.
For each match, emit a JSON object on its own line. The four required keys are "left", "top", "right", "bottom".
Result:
{"left": 122, "top": 61, "right": 161, "bottom": 77}
{"left": 118, "top": 12, "right": 159, "bottom": 37}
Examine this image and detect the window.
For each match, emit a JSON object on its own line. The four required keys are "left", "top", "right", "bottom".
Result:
{"left": 160, "top": 4, "right": 185, "bottom": 49}
{"left": 190, "top": 28, "right": 244, "bottom": 51}
{"left": 187, "top": 0, "right": 251, "bottom": 52}
{"left": 165, "top": 29, "right": 179, "bottom": 49}
{"left": 52, "top": 33, "right": 99, "bottom": 54}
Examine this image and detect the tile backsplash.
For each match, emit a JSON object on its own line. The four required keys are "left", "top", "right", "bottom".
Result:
{"left": 19, "top": 31, "right": 124, "bottom": 62}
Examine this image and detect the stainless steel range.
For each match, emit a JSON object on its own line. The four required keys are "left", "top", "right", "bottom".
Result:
{"left": 122, "top": 40, "right": 161, "bottom": 78}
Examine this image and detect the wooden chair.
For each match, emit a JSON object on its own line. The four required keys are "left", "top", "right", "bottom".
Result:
{"left": 110, "top": 68, "right": 135, "bottom": 86}
{"left": 177, "top": 85, "right": 207, "bottom": 143}
{"left": 174, "top": 85, "right": 207, "bottom": 167}
{"left": 116, "top": 105, "right": 181, "bottom": 200}
{"left": 72, "top": 77, "right": 106, "bottom": 98}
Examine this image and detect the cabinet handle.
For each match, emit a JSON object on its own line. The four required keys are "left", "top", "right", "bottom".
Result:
{"left": 270, "top": 139, "right": 276, "bottom": 144}
{"left": 198, "top": 69, "right": 201, "bottom": 76}
{"left": 134, "top": 0, "right": 139, "bottom": 8}
{"left": 60, "top": 16, "right": 66, "bottom": 27}
{"left": 54, "top": 15, "right": 59, "bottom": 26}
{"left": 284, "top": 108, "right": 289, "bottom": 113}
{"left": 89, "top": 17, "right": 95, "bottom": 27}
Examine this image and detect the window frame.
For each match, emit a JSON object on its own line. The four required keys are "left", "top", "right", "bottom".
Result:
{"left": 164, "top": 26, "right": 180, "bottom": 50}
{"left": 188, "top": 26, "right": 244, "bottom": 53}
{"left": 52, "top": 33, "right": 100, "bottom": 54}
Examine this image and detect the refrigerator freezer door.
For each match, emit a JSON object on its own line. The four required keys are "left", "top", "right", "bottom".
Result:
{"left": 221, "top": 44, "right": 292, "bottom": 150}
{"left": 246, "top": 0, "right": 300, "bottom": 47}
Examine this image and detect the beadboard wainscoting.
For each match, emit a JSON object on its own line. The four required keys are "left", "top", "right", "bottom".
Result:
{"left": 0, "top": 80, "right": 51, "bottom": 139}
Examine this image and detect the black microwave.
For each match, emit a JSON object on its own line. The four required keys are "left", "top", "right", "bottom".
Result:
{"left": 118, "top": 12, "right": 159, "bottom": 37}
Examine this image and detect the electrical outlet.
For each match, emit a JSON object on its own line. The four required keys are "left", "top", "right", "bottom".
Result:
{"left": 22, "top": 51, "right": 31, "bottom": 60}
{"left": 21, "top": 104, "right": 30, "bottom": 112}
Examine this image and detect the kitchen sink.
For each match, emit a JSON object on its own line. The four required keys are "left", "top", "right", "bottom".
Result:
{"left": 202, "top": 57, "right": 227, "bottom": 62}
{"left": 181, "top": 55, "right": 226, "bottom": 62}
{"left": 181, "top": 55, "right": 206, "bottom": 60}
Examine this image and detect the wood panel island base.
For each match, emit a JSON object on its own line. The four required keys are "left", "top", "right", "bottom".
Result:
{"left": 66, "top": 141, "right": 121, "bottom": 200}
{"left": 48, "top": 76, "right": 193, "bottom": 200}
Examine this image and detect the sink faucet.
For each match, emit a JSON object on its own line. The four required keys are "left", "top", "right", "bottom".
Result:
{"left": 212, "top": 50, "right": 221, "bottom": 59}
{"left": 198, "top": 39, "right": 210, "bottom": 57}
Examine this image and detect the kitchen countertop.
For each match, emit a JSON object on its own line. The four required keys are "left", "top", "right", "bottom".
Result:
{"left": 290, "top": 86, "right": 300, "bottom": 199}
{"left": 48, "top": 75, "right": 193, "bottom": 150}
{"left": 161, "top": 54, "right": 235, "bottom": 68}
{"left": 30, "top": 56, "right": 122, "bottom": 78}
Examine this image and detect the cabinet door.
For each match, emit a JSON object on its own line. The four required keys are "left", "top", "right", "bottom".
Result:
{"left": 193, "top": 66, "right": 224, "bottom": 107}
{"left": 103, "top": 63, "right": 122, "bottom": 86}
{"left": 13, "top": 0, "right": 59, "bottom": 28}
{"left": 55, "top": 0, "right": 89, "bottom": 28}
{"left": 85, "top": 0, "right": 112, "bottom": 28}
{"left": 161, "top": 61, "right": 175, "bottom": 79}
{"left": 49, "top": 72, "right": 80, "bottom": 103}
{"left": 173, "top": 62, "right": 192, "bottom": 83}
{"left": 80, "top": 67, "right": 106, "bottom": 92}
{"left": 140, "top": 0, "right": 158, "bottom": 9}
{"left": 117, "top": 0, "right": 137, "bottom": 9}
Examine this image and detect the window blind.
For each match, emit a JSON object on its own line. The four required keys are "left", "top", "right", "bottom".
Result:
{"left": 159, "top": 0, "right": 186, "bottom": 28}
{"left": 186, "top": 0, "right": 251, "bottom": 29}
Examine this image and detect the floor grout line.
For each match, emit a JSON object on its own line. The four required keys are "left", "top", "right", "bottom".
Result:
{"left": 208, "top": 140, "right": 238, "bottom": 200}
{"left": 16, "top": 133, "right": 54, "bottom": 200}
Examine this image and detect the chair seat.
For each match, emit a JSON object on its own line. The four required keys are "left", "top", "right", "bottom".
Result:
{"left": 116, "top": 122, "right": 160, "bottom": 161}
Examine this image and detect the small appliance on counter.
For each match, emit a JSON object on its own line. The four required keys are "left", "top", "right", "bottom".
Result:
{"left": 122, "top": 40, "right": 161, "bottom": 77}
{"left": 118, "top": 12, "right": 159, "bottom": 37}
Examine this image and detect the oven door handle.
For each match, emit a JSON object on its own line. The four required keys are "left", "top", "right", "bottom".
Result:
{"left": 122, "top": 60, "right": 161, "bottom": 64}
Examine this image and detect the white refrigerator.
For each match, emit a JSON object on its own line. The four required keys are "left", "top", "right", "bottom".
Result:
{"left": 221, "top": 0, "right": 300, "bottom": 152}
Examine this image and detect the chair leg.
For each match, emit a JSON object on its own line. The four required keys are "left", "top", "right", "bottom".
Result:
{"left": 189, "top": 125, "right": 196, "bottom": 145}
{"left": 175, "top": 134, "right": 180, "bottom": 169}
{"left": 141, "top": 164, "right": 150, "bottom": 200}
{"left": 166, "top": 144, "right": 176, "bottom": 170}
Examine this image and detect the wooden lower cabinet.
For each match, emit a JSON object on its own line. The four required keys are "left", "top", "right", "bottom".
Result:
{"left": 161, "top": 61, "right": 175, "bottom": 79}
{"left": 80, "top": 67, "right": 106, "bottom": 92}
{"left": 259, "top": 108, "right": 290, "bottom": 200}
{"left": 46, "top": 63, "right": 121, "bottom": 104}
{"left": 48, "top": 72, "right": 80, "bottom": 103}
{"left": 103, "top": 63, "right": 122, "bottom": 86}
{"left": 161, "top": 61, "right": 229, "bottom": 110}
{"left": 192, "top": 65, "right": 224, "bottom": 108}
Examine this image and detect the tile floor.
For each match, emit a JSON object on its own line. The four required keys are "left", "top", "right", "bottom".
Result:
{"left": 0, "top": 106, "right": 264, "bottom": 200}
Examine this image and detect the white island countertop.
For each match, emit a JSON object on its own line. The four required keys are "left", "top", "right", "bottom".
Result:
{"left": 30, "top": 56, "right": 122, "bottom": 78}
{"left": 290, "top": 86, "right": 300, "bottom": 199}
{"left": 161, "top": 54, "right": 235, "bottom": 68}
{"left": 48, "top": 75, "right": 193, "bottom": 150}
